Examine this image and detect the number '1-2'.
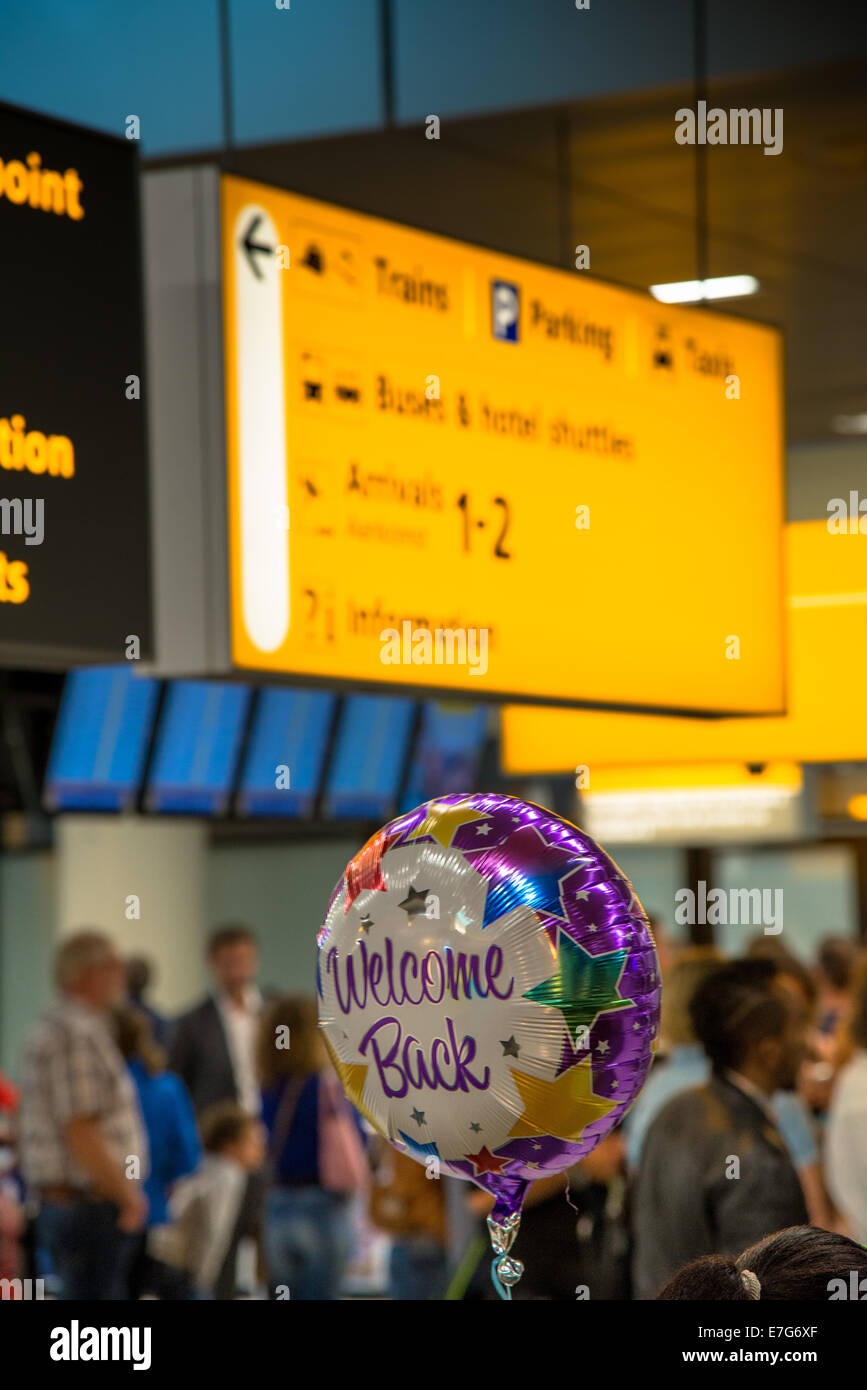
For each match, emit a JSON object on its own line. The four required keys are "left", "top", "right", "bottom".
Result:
{"left": 456, "top": 493, "right": 511, "bottom": 559}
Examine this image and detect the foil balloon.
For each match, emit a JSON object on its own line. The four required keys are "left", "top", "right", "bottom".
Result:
{"left": 317, "top": 792, "right": 660, "bottom": 1296}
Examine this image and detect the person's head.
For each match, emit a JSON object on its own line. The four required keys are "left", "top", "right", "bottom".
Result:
{"left": 126, "top": 956, "right": 153, "bottom": 1001}
{"left": 659, "top": 955, "right": 724, "bottom": 1048}
{"left": 658, "top": 1225, "right": 867, "bottom": 1300}
{"left": 744, "top": 933, "right": 791, "bottom": 965}
{"left": 55, "top": 931, "right": 126, "bottom": 1011}
{"left": 199, "top": 1101, "right": 265, "bottom": 1170}
{"left": 746, "top": 939, "right": 817, "bottom": 1022}
{"left": 207, "top": 924, "right": 259, "bottom": 998}
{"left": 688, "top": 958, "right": 805, "bottom": 1094}
{"left": 816, "top": 936, "right": 859, "bottom": 995}
{"left": 847, "top": 952, "right": 867, "bottom": 1052}
{"left": 113, "top": 1004, "right": 164, "bottom": 1075}
{"left": 776, "top": 959, "right": 818, "bottom": 1023}
{"left": 257, "top": 995, "right": 325, "bottom": 1087}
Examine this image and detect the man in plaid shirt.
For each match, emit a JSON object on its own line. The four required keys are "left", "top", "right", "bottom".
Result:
{"left": 18, "top": 931, "right": 149, "bottom": 1299}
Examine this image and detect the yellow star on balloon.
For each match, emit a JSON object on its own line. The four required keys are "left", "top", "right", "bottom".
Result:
{"left": 322, "top": 1034, "right": 386, "bottom": 1136}
{"left": 508, "top": 1061, "right": 617, "bottom": 1141}
{"left": 406, "top": 798, "right": 487, "bottom": 849}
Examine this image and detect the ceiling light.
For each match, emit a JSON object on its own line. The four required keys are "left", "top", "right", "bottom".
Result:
{"left": 831, "top": 414, "right": 867, "bottom": 435}
{"left": 649, "top": 275, "right": 760, "bottom": 304}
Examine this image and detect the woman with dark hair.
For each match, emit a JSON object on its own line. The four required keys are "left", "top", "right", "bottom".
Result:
{"left": 658, "top": 1225, "right": 867, "bottom": 1300}
{"left": 114, "top": 1005, "right": 202, "bottom": 1298}
{"left": 258, "top": 996, "right": 369, "bottom": 1300}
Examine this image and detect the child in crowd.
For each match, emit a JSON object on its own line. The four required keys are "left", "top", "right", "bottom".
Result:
{"left": 162, "top": 1102, "right": 266, "bottom": 1299}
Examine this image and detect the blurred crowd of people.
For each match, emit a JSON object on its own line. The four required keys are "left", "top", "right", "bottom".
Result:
{"left": 0, "top": 917, "right": 866, "bottom": 1300}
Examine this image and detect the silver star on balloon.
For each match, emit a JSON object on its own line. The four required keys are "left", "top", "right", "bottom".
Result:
{"left": 398, "top": 885, "right": 429, "bottom": 919}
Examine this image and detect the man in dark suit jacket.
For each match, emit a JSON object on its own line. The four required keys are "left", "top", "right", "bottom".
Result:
{"left": 168, "top": 924, "right": 274, "bottom": 1298}
{"left": 168, "top": 925, "right": 265, "bottom": 1117}
{"left": 631, "top": 958, "right": 810, "bottom": 1299}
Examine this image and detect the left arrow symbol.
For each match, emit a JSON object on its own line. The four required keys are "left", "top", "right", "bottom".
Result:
{"left": 240, "top": 213, "right": 274, "bottom": 279}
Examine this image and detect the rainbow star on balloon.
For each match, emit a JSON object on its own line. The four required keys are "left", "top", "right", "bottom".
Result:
{"left": 522, "top": 928, "right": 634, "bottom": 1037}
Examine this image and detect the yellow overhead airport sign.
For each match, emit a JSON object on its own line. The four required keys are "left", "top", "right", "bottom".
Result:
{"left": 502, "top": 522, "right": 865, "bottom": 769}
{"left": 221, "top": 173, "right": 784, "bottom": 712}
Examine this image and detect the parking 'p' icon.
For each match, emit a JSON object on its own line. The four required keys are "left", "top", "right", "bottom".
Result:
{"left": 491, "top": 279, "right": 520, "bottom": 342}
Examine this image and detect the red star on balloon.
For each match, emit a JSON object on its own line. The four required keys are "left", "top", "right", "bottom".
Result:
{"left": 344, "top": 827, "right": 401, "bottom": 912}
{"left": 463, "top": 1145, "right": 507, "bottom": 1175}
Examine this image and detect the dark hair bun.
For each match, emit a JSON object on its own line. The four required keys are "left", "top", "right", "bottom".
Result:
{"left": 657, "top": 1254, "right": 752, "bottom": 1300}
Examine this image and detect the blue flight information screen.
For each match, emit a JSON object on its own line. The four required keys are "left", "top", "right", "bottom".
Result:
{"left": 400, "top": 701, "right": 490, "bottom": 812}
{"left": 44, "top": 665, "right": 160, "bottom": 812}
{"left": 145, "top": 681, "right": 251, "bottom": 815}
{"left": 238, "top": 688, "right": 336, "bottom": 816}
{"left": 324, "top": 694, "right": 415, "bottom": 820}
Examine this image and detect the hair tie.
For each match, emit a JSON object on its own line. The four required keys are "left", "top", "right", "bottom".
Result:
{"left": 739, "top": 1268, "right": 761, "bottom": 1299}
